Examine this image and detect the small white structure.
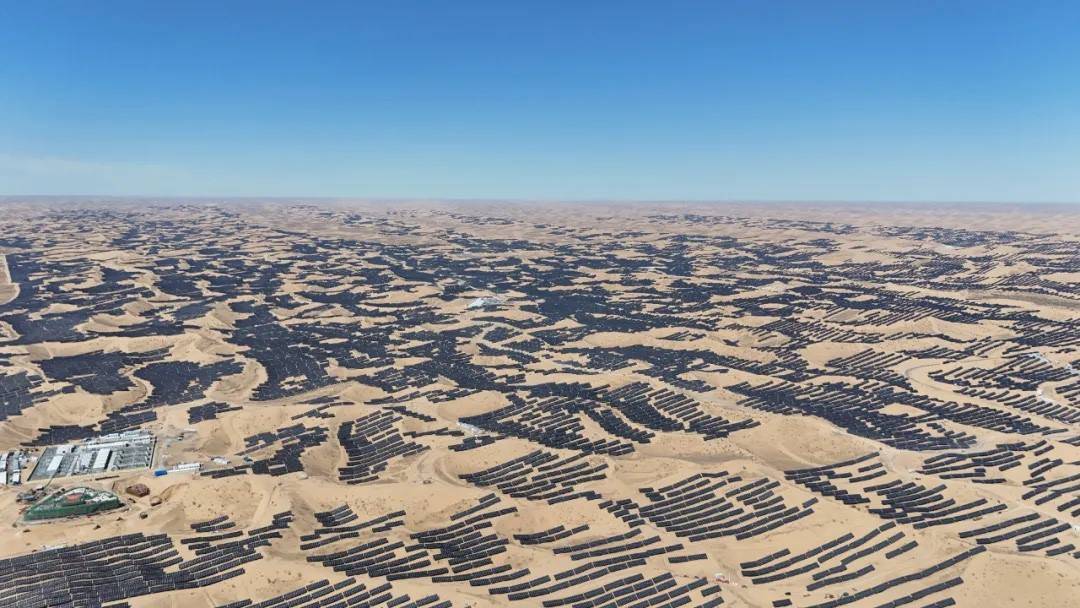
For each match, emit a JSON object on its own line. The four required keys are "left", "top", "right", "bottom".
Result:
{"left": 458, "top": 422, "right": 485, "bottom": 436}
{"left": 467, "top": 296, "right": 505, "bottom": 310}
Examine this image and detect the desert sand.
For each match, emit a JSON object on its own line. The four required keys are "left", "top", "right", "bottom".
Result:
{"left": 0, "top": 199, "right": 1076, "bottom": 608}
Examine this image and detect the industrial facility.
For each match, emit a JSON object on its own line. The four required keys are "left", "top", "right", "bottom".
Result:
{"left": 28, "top": 430, "right": 156, "bottom": 482}
{"left": 0, "top": 450, "right": 31, "bottom": 486}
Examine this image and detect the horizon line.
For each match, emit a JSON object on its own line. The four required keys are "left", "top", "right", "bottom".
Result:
{"left": 1, "top": 194, "right": 1079, "bottom": 207}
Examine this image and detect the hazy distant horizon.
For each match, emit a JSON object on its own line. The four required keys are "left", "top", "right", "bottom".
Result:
{"left": 1, "top": 194, "right": 1078, "bottom": 208}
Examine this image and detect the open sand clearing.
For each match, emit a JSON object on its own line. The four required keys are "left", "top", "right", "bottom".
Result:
{"left": 0, "top": 199, "right": 1077, "bottom": 608}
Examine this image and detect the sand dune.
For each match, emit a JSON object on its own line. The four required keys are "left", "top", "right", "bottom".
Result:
{"left": 0, "top": 200, "right": 1076, "bottom": 608}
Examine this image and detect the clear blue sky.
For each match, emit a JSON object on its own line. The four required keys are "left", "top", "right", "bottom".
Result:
{"left": 1, "top": 1, "right": 1077, "bottom": 201}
